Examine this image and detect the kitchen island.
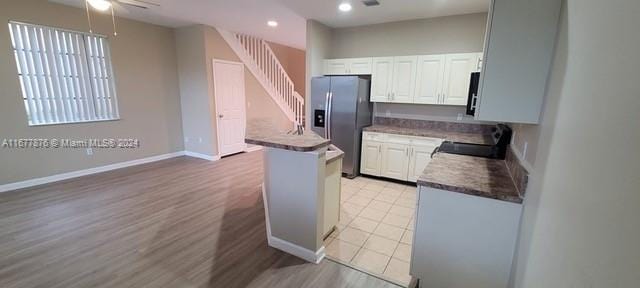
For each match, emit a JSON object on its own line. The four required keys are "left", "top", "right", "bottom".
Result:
{"left": 245, "top": 122, "right": 343, "bottom": 264}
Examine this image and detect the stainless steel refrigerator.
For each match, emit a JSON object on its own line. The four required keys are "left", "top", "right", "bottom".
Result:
{"left": 311, "top": 76, "right": 372, "bottom": 178}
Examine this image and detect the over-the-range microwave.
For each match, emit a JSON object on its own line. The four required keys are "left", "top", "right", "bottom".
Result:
{"left": 466, "top": 72, "right": 481, "bottom": 116}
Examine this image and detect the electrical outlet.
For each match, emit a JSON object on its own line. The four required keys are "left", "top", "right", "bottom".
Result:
{"left": 198, "top": 137, "right": 203, "bottom": 143}
{"left": 385, "top": 109, "right": 391, "bottom": 117}
{"left": 457, "top": 113, "right": 463, "bottom": 121}
{"left": 86, "top": 148, "right": 93, "bottom": 156}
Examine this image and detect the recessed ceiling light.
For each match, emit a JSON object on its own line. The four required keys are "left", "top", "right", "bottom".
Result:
{"left": 87, "top": 0, "right": 112, "bottom": 12}
{"left": 338, "top": 2, "right": 352, "bottom": 12}
{"left": 267, "top": 20, "right": 278, "bottom": 27}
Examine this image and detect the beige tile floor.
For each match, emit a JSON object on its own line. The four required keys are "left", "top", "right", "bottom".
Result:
{"left": 325, "top": 176, "right": 417, "bottom": 286}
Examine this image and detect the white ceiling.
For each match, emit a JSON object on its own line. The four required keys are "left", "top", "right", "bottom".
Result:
{"left": 279, "top": 0, "right": 491, "bottom": 28}
{"left": 50, "top": 0, "right": 490, "bottom": 49}
{"left": 50, "top": 0, "right": 308, "bottom": 49}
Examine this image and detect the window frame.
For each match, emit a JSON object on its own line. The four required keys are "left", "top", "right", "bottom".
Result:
{"left": 7, "top": 21, "right": 120, "bottom": 126}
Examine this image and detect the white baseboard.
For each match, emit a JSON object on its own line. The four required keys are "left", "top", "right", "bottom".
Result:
{"left": 268, "top": 235, "right": 326, "bottom": 264}
{"left": 0, "top": 151, "right": 186, "bottom": 193}
{"left": 0, "top": 150, "right": 227, "bottom": 193}
{"left": 184, "top": 151, "right": 220, "bottom": 161}
{"left": 245, "top": 146, "right": 263, "bottom": 153}
{"left": 261, "top": 183, "right": 325, "bottom": 264}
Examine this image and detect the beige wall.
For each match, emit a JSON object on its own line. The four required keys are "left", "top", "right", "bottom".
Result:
{"left": 330, "top": 13, "right": 488, "bottom": 58}
{"left": 305, "top": 20, "right": 332, "bottom": 129}
{"left": 329, "top": 14, "right": 489, "bottom": 123}
{"left": 175, "top": 26, "right": 215, "bottom": 156}
{"left": 175, "top": 25, "right": 292, "bottom": 156}
{"left": 0, "top": 0, "right": 183, "bottom": 185}
{"left": 510, "top": 123, "right": 540, "bottom": 169}
{"left": 512, "top": 1, "right": 640, "bottom": 287}
{"left": 202, "top": 26, "right": 291, "bottom": 133}
{"left": 267, "top": 41, "right": 306, "bottom": 97}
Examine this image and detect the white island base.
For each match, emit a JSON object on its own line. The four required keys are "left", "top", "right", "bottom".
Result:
{"left": 260, "top": 146, "right": 342, "bottom": 264}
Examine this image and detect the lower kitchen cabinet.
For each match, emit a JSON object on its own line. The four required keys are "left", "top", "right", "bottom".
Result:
{"left": 360, "top": 140, "right": 382, "bottom": 176}
{"left": 411, "top": 186, "right": 522, "bottom": 288}
{"left": 361, "top": 132, "right": 441, "bottom": 182}
{"left": 407, "top": 145, "right": 437, "bottom": 182}
{"left": 380, "top": 143, "right": 410, "bottom": 180}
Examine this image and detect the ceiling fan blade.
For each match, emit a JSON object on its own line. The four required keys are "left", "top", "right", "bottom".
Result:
{"left": 116, "top": 0, "right": 160, "bottom": 9}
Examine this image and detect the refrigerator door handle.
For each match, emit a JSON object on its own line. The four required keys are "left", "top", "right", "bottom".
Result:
{"left": 324, "top": 92, "right": 330, "bottom": 138}
{"left": 327, "top": 92, "right": 334, "bottom": 139}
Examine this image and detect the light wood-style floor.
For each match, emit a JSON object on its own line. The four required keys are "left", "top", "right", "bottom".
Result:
{"left": 0, "top": 151, "right": 400, "bottom": 288}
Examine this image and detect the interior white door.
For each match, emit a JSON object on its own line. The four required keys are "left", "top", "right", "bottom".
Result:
{"left": 213, "top": 60, "right": 246, "bottom": 157}
{"left": 325, "top": 59, "right": 348, "bottom": 75}
{"left": 381, "top": 143, "right": 409, "bottom": 181}
{"left": 414, "top": 55, "right": 446, "bottom": 104}
{"left": 370, "top": 57, "right": 394, "bottom": 102}
{"left": 408, "top": 145, "right": 437, "bottom": 182}
{"left": 391, "top": 56, "right": 418, "bottom": 103}
{"left": 442, "top": 53, "right": 478, "bottom": 106}
{"left": 360, "top": 141, "right": 382, "bottom": 176}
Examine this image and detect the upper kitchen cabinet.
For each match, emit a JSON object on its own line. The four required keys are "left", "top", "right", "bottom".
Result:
{"left": 442, "top": 53, "right": 481, "bottom": 106}
{"left": 371, "top": 55, "right": 420, "bottom": 104}
{"left": 370, "top": 57, "right": 394, "bottom": 102}
{"left": 414, "top": 55, "right": 445, "bottom": 105}
{"left": 390, "top": 56, "right": 418, "bottom": 103}
{"left": 413, "top": 53, "right": 481, "bottom": 106}
{"left": 324, "top": 58, "right": 372, "bottom": 75}
{"left": 476, "top": 0, "right": 562, "bottom": 124}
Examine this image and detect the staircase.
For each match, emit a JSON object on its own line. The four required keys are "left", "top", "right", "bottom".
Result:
{"left": 216, "top": 29, "right": 304, "bottom": 127}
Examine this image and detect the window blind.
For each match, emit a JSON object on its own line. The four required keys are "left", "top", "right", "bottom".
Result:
{"left": 8, "top": 21, "right": 119, "bottom": 126}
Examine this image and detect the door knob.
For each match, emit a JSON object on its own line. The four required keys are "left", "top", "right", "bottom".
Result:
{"left": 218, "top": 114, "right": 224, "bottom": 118}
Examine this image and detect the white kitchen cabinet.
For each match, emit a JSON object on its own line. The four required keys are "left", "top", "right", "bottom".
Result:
{"left": 476, "top": 0, "right": 562, "bottom": 124}
{"left": 475, "top": 53, "right": 483, "bottom": 72}
{"left": 324, "top": 58, "right": 372, "bottom": 75}
{"left": 380, "top": 143, "right": 410, "bottom": 180}
{"left": 441, "top": 53, "right": 481, "bottom": 106}
{"left": 411, "top": 186, "right": 522, "bottom": 288}
{"left": 323, "top": 155, "right": 342, "bottom": 238}
{"left": 325, "top": 59, "right": 349, "bottom": 75}
{"left": 370, "top": 57, "right": 394, "bottom": 102}
{"left": 348, "top": 58, "right": 373, "bottom": 74}
{"left": 360, "top": 140, "right": 382, "bottom": 176}
{"left": 361, "top": 132, "right": 442, "bottom": 182}
{"left": 414, "top": 55, "right": 446, "bottom": 104}
{"left": 407, "top": 144, "right": 437, "bottom": 182}
{"left": 390, "top": 56, "right": 418, "bottom": 103}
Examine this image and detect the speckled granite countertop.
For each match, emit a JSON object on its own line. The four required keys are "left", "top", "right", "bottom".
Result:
{"left": 363, "top": 125, "right": 494, "bottom": 145}
{"left": 417, "top": 153, "right": 522, "bottom": 204}
{"left": 245, "top": 122, "right": 330, "bottom": 152}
